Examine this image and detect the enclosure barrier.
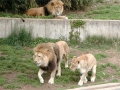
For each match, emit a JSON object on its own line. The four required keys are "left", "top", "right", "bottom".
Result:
{"left": 0, "top": 17, "right": 120, "bottom": 41}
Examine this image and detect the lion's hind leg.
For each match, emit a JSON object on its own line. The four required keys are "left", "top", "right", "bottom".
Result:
{"left": 64, "top": 54, "right": 69, "bottom": 68}
{"left": 56, "top": 60, "right": 61, "bottom": 76}
{"left": 91, "top": 64, "right": 96, "bottom": 82}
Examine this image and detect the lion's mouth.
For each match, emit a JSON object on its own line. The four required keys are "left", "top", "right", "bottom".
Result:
{"left": 36, "top": 63, "right": 41, "bottom": 66}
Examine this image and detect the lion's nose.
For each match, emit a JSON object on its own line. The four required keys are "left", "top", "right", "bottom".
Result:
{"left": 34, "top": 61, "right": 37, "bottom": 63}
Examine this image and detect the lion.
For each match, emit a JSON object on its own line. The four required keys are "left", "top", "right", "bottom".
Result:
{"left": 70, "top": 53, "right": 97, "bottom": 86}
{"left": 54, "top": 16, "right": 68, "bottom": 19}
{"left": 33, "top": 41, "right": 69, "bottom": 84}
{"left": 33, "top": 42, "right": 60, "bottom": 84}
{"left": 55, "top": 41, "right": 69, "bottom": 76}
{"left": 26, "top": 0, "right": 64, "bottom": 17}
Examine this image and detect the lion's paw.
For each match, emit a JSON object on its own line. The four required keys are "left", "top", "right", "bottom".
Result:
{"left": 78, "top": 80, "right": 83, "bottom": 86}
{"left": 83, "top": 77, "right": 88, "bottom": 83}
{"left": 91, "top": 76, "right": 95, "bottom": 82}
{"left": 40, "top": 78, "right": 44, "bottom": 83}
{"left": 56, "top": 73, "right": 61, "bottom": 77}
{"left": 48, "top": 78, "right": 54, "bottom": 84}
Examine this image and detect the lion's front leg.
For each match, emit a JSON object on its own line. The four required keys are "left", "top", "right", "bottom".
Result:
{"left": 48, "top": 66, "right": 57, "bottom": 84}
{"left": 78, "top": 72, "right": 88, "bottom": 86}
{"left": 38, "top": 69, "right": 44, "bottom": 83}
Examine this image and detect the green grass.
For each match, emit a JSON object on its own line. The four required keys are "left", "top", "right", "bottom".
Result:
{"left": 0, "top": 12, "right": 54, "bottom": 19}
{"left": 85, "top": 5, "right": 120, "bottom": 20}
{"left": 94, "top": 53, "right": 107, "bottom": 61}
{"left": 78, "top": 36, "right": 120, "bottom": 50}
{"left": 0, "top": 3, "right": 120, "bottom": 20}
{"left": 0, "top": 37, "right": 120, "bottom": 89}
{"left": 4, "top": 83, "right": 20, "bottom": 90}
{"left": 0, "top": 76, "right": 7, "bottom": 86}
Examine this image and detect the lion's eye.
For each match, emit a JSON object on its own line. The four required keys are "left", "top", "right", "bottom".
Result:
{"left": 38, "top": 56, "right": 41, "bottom": 57}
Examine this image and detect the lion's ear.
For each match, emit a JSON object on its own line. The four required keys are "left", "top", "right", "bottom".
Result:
{"left": 51, "top": 2, "right": 54, "bottom": 6}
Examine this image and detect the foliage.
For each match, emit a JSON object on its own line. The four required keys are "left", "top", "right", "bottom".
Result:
{"left": 69, "top": 20, "right": 86, "bottom": 44}
{"left": 68, "top": 0, "right": 96, "bottom": 10}
{"left": 2, "top": 26, "right": 33, "bottom": 46}
{"left": 79, "top": 36, "right": 120, "bottom": 50}
{"left": 0, "top": 0, "right": 37, "bottom": 14}
{"left": 35, "top": 0, "right": 50, "bottom": 6}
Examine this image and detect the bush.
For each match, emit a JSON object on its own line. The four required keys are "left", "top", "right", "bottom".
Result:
{"left": 4, "top": 26, "right": 33, "bottom": 46}
{"left": 0, "top": 0, "right": 37, "bottom": 14}
{"left": 63, "top": 0, "right": 96, "bottom": 10}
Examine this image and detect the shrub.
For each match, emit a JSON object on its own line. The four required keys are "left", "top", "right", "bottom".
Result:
{"left": 0, "top": 0, "right": 37, "bottom": 14}
{"left": 62, "top": 0, "right": 96, "bottom": 10}
{"left": 5, "top": 26, "right": 33, "bottom": 46}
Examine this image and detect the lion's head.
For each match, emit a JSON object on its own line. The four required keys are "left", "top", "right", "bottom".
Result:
{"left": 70, "top": 55, "right": 88, "bottom": 71}
{"left": 46, "top": 0, "right": 64, "bottom": 16}
{"left": 33, "top": 43, "right": 54, "bottom": 67}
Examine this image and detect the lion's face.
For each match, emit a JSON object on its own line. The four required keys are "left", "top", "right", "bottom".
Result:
{"left": 48, "top": 0, "right": 64, "bottom": 16}
{"left": 33, "top": 52, "right": 49, "bottom": 67}
{"left": 70, "top": 57, "right": 81, "bottom": 71}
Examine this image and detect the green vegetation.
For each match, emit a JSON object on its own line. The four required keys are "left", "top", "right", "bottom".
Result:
{"left": 69, "top": 20, "right": 86, "bottom": 44}
{"left": 0, "top": 2, "right": 120, "bottom": 20}
{"left": 94, "top": 53, "right": 107, "bottom": 61}
{"left": 85, "top": 5, "right": 120, "bottom": 20}
{"left": 4, "top": 26, "right": 33, "bottom": 46}
{"left": 78, "top": 36, "right": 120, "bottom": 50}
{"left": 0, "top": 31, "right": 120, "bottom": 89}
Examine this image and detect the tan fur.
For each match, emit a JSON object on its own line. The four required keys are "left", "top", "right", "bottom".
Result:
{"left": 33, "top": 41, "right": 69, "bottom": 84}
{"left": 26, "top": 0, "right": 64, "bottom": 16}
{"left": 33, "top": 43, "right": 59, "bottom": 84}
{"left": 70, "top": 53, "right": 97, "bottom": 86}
{"left": 55, "top": 41, "right": 70, "bottom": 76}
{"left": 55, "top": 16, "right": 68, "bottom": 19}
{"left": 26, "top": 7, "right": 45, "bottom": 16}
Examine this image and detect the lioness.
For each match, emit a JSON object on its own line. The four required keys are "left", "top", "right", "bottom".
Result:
{"left": 56, "top": 41, "right": 69, "bottom": 76}
{"left": 33, "top": 42, "right": 60, "bottom": 84}
{"left": 26, "top": 0, "right": 64, "bottom": 16}
{"left": 70, "top": 53, "right": 97, "bottom": 86}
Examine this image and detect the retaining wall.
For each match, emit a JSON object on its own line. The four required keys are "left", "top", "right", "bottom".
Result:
{"left": 0, "top": 17, "right": 120, "bottom": 41}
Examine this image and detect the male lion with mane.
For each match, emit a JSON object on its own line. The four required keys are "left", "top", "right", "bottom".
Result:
{"left": 33, "top": 41, "right": 69, "bottom": 84}
{"left": 26, "top": 0, "right": 64, "bottom": 17}
{"left": 70, "top": 53, "right": 97, "bottom": 86}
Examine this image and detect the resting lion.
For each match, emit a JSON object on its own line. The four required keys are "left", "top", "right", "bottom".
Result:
{"left": 33, "top": 41, "right": 69, "bottom": 84}
{"left": 70, "top": 53, "right": 97, "bottom": 86}
{"left": 26, "top": 0, "right": 64, "bottom": 17}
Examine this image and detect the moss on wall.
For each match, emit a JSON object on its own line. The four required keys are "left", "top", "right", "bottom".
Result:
{"left": 69, "top": 20, "right": 86, "bottom": 44}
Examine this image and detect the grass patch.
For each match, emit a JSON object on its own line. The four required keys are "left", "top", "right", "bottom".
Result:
{"left": 0, "top": 37, "right": 120, "bottom": 89}
{"left": 4, "top": 83, "right": 20, "bottom": 90}
{"left": 1, "top": 26, "right": 33, "bottom": 46}
{"left": 94, "top": 53, "right": 107, "bottom": 61}
{"left": 0, "top": 12, "right": 54, "bottom": 19}
{"left": 0, "top": 76, "right": 7, "bottom": 86}
{"left": 85, "top": 5, "right": 120, "bottom": 20}
{"left": 78, "top": 36, "right": 120, "bottom": 50}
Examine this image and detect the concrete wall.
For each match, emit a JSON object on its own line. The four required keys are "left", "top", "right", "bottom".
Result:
{"left": 0, "top": 17, "right": 120, "bottom": 41}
